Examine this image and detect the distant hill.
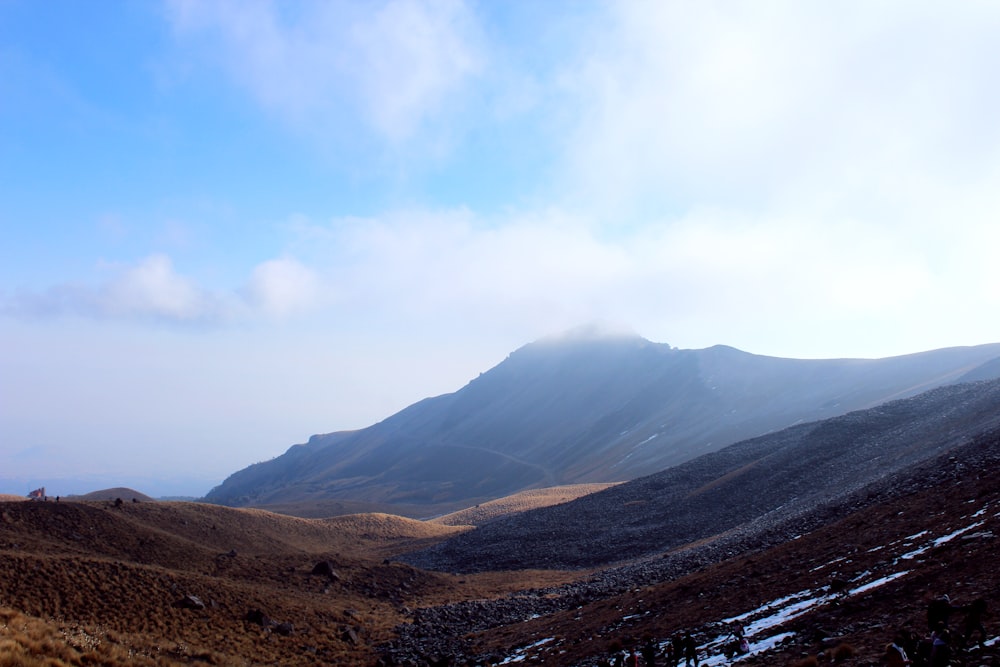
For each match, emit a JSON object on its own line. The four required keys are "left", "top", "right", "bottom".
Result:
{"left": 206, "top": 330, "right": 1000, "bottom": 515}
{"left": 401, "top": 377, "right": 1000, "bottom": 572}
{"left": 68, "top": 487, "right": 156, "bottom": 502}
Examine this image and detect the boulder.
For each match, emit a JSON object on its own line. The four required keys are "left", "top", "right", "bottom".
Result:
{"left": 245, "top": 608, "right": 275, "bottom": 627}
{"left": 174, "top": 594, "right": 205, "bottom": 610}
{"left": 311, "top": 560, "right": 341, "bottom": 580}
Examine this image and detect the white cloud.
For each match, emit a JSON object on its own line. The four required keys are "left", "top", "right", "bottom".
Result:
{"left": 99, "top": 254, "right": 213, "bottom": 320}
{"left": 165, "top": 0, "right": 483, "bottom": 142}
{"left": 2, "top": 254, "right": 326, "bottom": 325}
{"left": 561, "top": 1, "right": 1000, "bottom": 220}
{"left": 244, "top": 257, "right": 321, "bottom": 318}
{"left": 278, "top": 199, "right": 998, "bottom": 358}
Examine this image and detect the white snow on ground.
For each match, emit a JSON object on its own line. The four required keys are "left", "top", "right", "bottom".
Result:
{"left": 848, "top": 571, "right": 910, "bottom": 596}
{"left": 899, "top": 545, "right": 931, "bottom": 561}
{"left": 809, "top": 556, "right": 846, "bottom": 572}
{"left": 933, "top": 521, "right": 985, "bottom": 545}
{"left": 499, "top": 637, "right": 554, "bottom": 664}
{"left": 723, "top": 590, "right": 816, "bottom": 624}
{"left": 699, "top": 632, "right": 797, "bottom": 666}
{"left": 552, "top": 499, "right": 999, "bottom": 666}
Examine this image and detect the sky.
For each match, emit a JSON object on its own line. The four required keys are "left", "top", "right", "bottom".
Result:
{"left": 2, "top": 1, "right": 999, "bottom": 497}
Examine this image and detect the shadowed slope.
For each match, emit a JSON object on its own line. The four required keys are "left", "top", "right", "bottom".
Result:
{"left": 206, "top": 332, "right": 1000, "bottom": 515}
{"left": 401, "top": 378, "right": 1000, "bottom": 572}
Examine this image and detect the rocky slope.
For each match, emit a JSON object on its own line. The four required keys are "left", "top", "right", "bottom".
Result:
{"left": 400, "top": 378, "right": 1000, "bottom": 572}
{"left": 379, "top": 423, "right": 1000, "bottom": 666}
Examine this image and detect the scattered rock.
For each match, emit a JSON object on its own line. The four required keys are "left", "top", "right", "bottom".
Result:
{"left": 174, "top": 594, "right": 205, "bottom": 610}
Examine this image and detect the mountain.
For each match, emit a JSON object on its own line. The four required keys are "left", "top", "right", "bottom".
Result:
{"left": 400, "top": 377, "right": 1000, "bottom": 572}
{"left": 205, "top": 330, "right": 1000, "bottom": 515}
{"left": 6, "top": 383, "right": 1000, "bottom": 666}
{"left": 385, "top": 421, "right": 1000, "bottom": 666}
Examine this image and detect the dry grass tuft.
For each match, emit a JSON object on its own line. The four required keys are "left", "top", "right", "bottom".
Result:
{"left": 831, "top": 643, "right": 856, "bottom": 661}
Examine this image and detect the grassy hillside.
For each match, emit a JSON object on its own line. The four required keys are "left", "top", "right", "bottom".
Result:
{"left": 0, "top": 499, "right": 567, "bottom": 666}
{"left": 430, "top": 483, "right": 619, "bottom": 526}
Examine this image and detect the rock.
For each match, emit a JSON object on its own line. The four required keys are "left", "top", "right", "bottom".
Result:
{"left": 245, "top": 608, "right": 275, "bottom": 627}
{"left": 341, "top": 626, "right": 361, "bottom": 645}
{"left": 174, "top": 594, "right": 205, "bottom": 610}
{"left": 311, "top": 560, "right": 341, "bottom": 581}
{"left": 274, "top": 622, "right": 294, "bottom": 636}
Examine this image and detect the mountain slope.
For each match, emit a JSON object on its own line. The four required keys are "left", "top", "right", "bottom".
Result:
{"left": 206, "top": 331, "right": 1000, "bottom": 515}
{"left": 401, "top": 377, "right": 1000, "bottom": 572}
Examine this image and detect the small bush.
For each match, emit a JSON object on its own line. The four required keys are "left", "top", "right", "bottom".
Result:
{"left": 832, "top": 643, "right": 856, "bottom": 662}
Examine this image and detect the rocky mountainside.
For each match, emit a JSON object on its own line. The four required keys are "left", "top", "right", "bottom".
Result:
{"left": 401, "top": 378, "right": 1000, "bottom": 573}
{"left": 382, "top": 424, "right": 1000, "bottom": 666}
{"left": 206, "top": 330, "right": 1000, "bottom": 516}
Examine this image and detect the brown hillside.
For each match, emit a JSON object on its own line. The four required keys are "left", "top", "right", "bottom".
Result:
{"left": 0, "top": 499, "right": 568, "bottom": 666}
{"left": 380, "top": 428, "right": 1000, "bottom": 666}
{"left": 430, "top": 483, "right": 619, "bottom": 526}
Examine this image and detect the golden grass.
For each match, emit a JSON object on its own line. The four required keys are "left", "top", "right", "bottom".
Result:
{"left": 0, "top": 606, "right": 190, "bottom": 666}
{"left": 430, "top": 483, "right": 620, "bottom": 526}
{"left": 0, "top": 495, "right": 26, "bottom": 502}
{"left": 0, "top": 498, "right": 588, "bottom": 665}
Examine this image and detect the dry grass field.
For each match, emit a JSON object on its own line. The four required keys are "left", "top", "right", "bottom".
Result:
{"left": 0, "top": 497, "right": 579, "bottom": 666}
{"left": 429, "top": 483, "right": 619, "bottom": 526}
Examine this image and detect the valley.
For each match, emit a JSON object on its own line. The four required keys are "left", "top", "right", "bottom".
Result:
{"left": 4, "top": 393, "right": 1000, "bottom": 665}
{"left": 5, "top": 339, "right": 1000, "bottom": 666}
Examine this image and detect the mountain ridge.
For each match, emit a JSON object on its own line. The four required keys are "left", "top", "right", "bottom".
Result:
{"left": 206, "top": 332, "right": 1000, "bottom": 515}
{"left": 400, "top": 377, "right": 1000, "bottom": 572}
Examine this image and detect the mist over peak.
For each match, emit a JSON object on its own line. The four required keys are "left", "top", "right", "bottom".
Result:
{"left": 536, "top": 322, "right": 647, "bottom": 344}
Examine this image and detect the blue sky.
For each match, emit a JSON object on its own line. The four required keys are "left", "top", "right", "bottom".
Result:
{"left": 3, "top": 1, "right": 999, "bottom": 496}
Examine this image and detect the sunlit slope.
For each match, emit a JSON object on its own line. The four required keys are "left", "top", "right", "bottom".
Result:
{"left": 430, "top": 483, "right": 619, "bottom": 526}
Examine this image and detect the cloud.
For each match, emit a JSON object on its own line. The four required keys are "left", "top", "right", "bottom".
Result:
{"left": 99, "top": 254, "right": 216, "bottom": 320}
{"left": 244, "top": 257, "right": 321, "bottom": 317}
{"left": 560, "top": 1, "right": 1000, "bottom": 219}
{"left": 2, "top": 254, "right": 218, "bottom": 323}
{"left": 279, "top": 199, "right": 998, "bottom": 358}
{"left": 2, "top": 254, "right": 326, "bottom": 325}
{"left": 165, "top": 0, "right": 483, "bottom": 142}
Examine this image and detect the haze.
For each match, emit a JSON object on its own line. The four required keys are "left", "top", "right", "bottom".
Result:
{"left": 2, "top": 1, "right": 999, "bottom": 496}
